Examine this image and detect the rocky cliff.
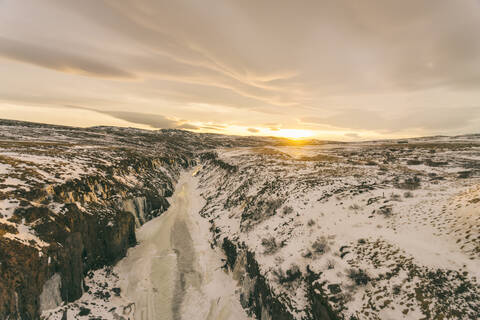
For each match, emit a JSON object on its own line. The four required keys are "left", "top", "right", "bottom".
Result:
{"left": 0, "top": 121, "right": 196, "bottom": 319}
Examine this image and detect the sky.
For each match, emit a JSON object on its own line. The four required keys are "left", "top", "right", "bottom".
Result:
{"left": 1, "top": 0, "right": 480, "bottom": 140}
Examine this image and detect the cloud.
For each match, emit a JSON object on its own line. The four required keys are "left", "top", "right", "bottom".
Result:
{"left": 263, "top": 123, "right": 281, "bottom": 131}
{"left": 248, "top": 128, "right": 260, "bottom": 133}
{"left": 199, "top": 124, "right": 226, "bottom": 131}
{"left": 0, "top": 36, "right": 135, "bottom": 79}
{"left": 61, "top": 105, "right": 195, "bottom": 130}
{"left": 302, "top": 106, "right": 480, "bottom": 133}
{"left": 345, "top": 132, "right": 360, "bottom": 139}
{"left": 1, "top": 0, "right": 480, "bottom": 137}
{"left": 177, "top": 123, "right": 199, "bottom": 130}
{"left": 200, "top": 125, "right": 225, "bottom": 131}
{"left": 97, "top": 111, "right": 197, "bottom": 130}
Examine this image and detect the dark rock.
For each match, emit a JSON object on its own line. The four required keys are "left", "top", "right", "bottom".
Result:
{"left": 78, "top": 306, "right": 91, "bottom": 316}
{"left": 305, "top": 267, "right": 338, "bottom": 320}
{"left": 112, "top": 287, "right": 121, "bottom": 296}
{"left": 222, "top": 238, "right": 237, "bottom": 270}
{"left": 327, "top": 284, "right": 342, "bottom": 295}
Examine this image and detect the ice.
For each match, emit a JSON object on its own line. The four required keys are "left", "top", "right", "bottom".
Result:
{"left": 39, "top": 273, "right": 63, "bottom": 312}
{"left": 116, "top": 170, "right": 248, "bottom": 320}
{"left": 121, "top": 196, "right": 148, "bottom": 227}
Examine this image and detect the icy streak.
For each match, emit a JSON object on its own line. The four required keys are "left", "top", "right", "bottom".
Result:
{"left": 115, "top": 172, "right": 248, "bottom": 320}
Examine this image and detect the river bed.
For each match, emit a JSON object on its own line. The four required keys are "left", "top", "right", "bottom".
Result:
{"left": 116, "top": 171, "right": 249, "bottom": 320}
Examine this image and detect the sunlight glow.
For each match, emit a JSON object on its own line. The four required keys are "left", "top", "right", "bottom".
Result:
{"left": 270, "top": 129, "right": 315, "bottom": 139}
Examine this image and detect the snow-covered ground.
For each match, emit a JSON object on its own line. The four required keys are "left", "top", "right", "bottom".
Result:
{"left": 197, "top": 140, "right": 480, "bottom": 319}
{"left": 3, "top": 120, "right": 479, "bottom": 319}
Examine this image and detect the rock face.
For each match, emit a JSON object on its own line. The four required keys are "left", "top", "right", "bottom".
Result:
{"left": 0, "top": 170, "right": 178, "bottom": 319}
{"left": 0, "top": 237, "right": 48, "bottom": 319}
{"left": 0, "top": 121, "right": 193, "bottom": 319}
{"left": 222, "top": 238, "right": 337, "bottom": 320}
{"left": 223, "top": 238, "right": 294, "bottom": 320}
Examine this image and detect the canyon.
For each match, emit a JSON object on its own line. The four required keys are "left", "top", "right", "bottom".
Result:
{"left": 1, "top": 120, "right": 479, "bottom": 319}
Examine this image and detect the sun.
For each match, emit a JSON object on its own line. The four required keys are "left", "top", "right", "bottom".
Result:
{"left": 273, "top": 129, "right": 315, "bottom": 139}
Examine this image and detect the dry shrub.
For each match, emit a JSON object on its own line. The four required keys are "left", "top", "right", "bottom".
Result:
{"left": 261, "top": 236, "right": 278, "bottom": 255}
{"left": 348, "top": 268, "right": 370, "bottom": 286}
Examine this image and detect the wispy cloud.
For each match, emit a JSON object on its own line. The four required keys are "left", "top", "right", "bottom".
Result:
{"left": 63, "top": 105, "right": 196, "bottom": 130}
{"left": 100, "top": 111, "right": 196, "bottom": 129}
{"left": 0, "top": 36, "right": 135, "bottom": 79}
{"left": 1, "top": 0, "right": 479, "bottom": 137}
{"left": 302, "top": 106, "right": 480, "bottom": 133}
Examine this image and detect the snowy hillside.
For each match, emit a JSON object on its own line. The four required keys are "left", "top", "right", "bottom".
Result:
{"left": 197, "top": 139, "right": 480, "bottom": 319}
{"left": 0, "top": 119, "right": 479, "bottom": 320}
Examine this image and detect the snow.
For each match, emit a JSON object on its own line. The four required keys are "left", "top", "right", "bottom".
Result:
{"left": 0, "top": 163, "right": 12, "bottom": 175}
{"left": 41, "top": 267, "right": 134, "bottom": 320}
{"left": 1, "top": 199, "right": 50, "bottom": 249}
{"left": 2, "top": 177, "right": 29, "bottom": 189}
{"left": 0, "top": 198, "right": 19, "bottom": 219}
{"left": 181, "top": 170, "right": 249, "bottom": 320}
{"left": 4, "top": 222, "right": 49, "bottom": 249}
{"left": 0, "top": 152, "right": 58, "bottom": 165}
{"left": 0, "top": 151, "right": 95, "bottom": 185}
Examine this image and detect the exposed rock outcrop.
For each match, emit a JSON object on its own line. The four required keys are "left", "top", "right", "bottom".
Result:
{"left": 0, "top": 124, "right": 194, "bottom": 319}
{"left": 0, "top": 170, "right": 176, "bottom": 319}
{"left": 222, "top": 238, "right": 337, "bottom": 320}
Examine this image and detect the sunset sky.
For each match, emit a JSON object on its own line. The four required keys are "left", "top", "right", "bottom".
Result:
{"left": 1, "top": 0, "right": 480, "bottom": 140}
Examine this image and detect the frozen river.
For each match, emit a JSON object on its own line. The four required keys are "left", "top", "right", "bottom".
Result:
{"left": 115, "top": 171, "right": 249, "bottom": 320}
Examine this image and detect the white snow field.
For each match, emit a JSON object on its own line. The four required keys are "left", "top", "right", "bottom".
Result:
{"left": 196, "top": 141, "right": 480, "bottom": 319}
